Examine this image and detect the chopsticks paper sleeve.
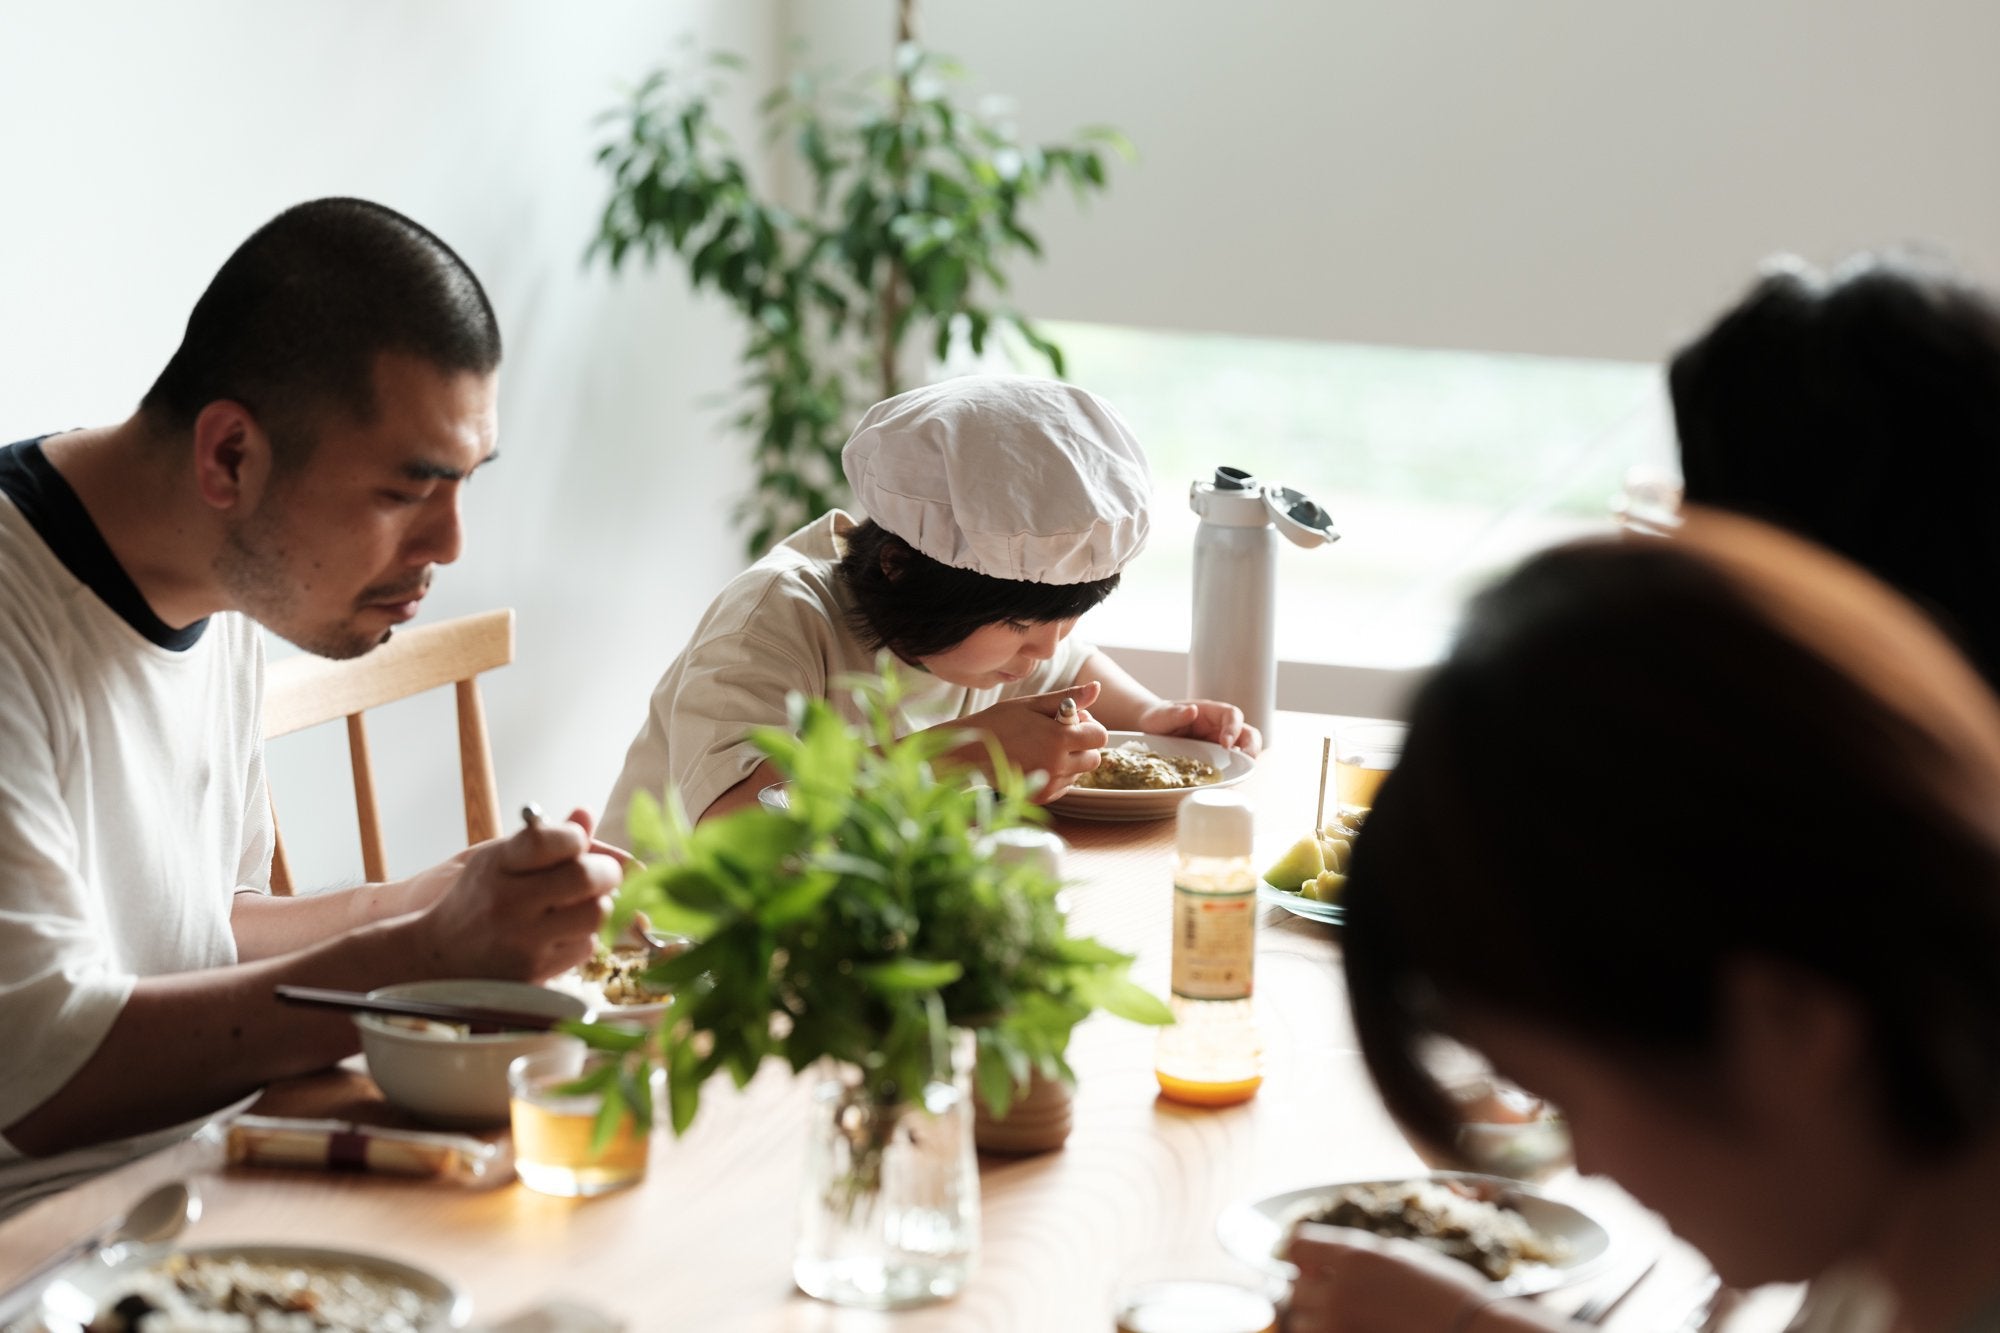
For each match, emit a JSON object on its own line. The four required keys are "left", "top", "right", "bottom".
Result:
{"left": 225, "top": 1115, "right": 501, "bottom": 1182}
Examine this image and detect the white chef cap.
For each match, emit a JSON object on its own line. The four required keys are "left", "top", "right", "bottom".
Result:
{"left": 841, "top": 376, "right": 1153, "bottom": 585}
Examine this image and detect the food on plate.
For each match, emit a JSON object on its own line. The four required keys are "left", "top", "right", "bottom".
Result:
{"left": 1302, "top": 869, "right": 1346, "bottom": 903}
{"left": 1265, "top": 829, "right": 1353, "bottom": 899}
{"left": 1265, "top": 835, "right": 1325, "bottom": 888}
{"left": 1285, "top": 1178, "right": 1568, "bottom": 1282}
{"left": 551, "top": 935, "right": 689, "bottom": 1010}
{"left": 580, "top": 941, "right": 672, "bottom": 1008}
{"left": 382, "top": 1016, "right": 471, "bottom": 1038}
{"left": 1318, "top": 827, "right": 1352, "bottom": 872}
{"left": 1074, "top": 741, "right": 1221, "bottom": 791}
{"left": 84, "top": 1252, "right": 445, "bottom": 1332}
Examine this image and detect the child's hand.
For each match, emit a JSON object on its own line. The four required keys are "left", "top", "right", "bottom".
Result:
{"left": 1136, "top": 698, "right": 1261, "bottom": 755}
{"left": 951, "top": 681, "right": 1109, "bottom": 801}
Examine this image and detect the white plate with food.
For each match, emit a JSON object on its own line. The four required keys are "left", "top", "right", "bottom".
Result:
{"left": 1218, "top": 1172, "right": 1617, "bottom": 1294}
{"left": 1257, "top": 823, "right": 1354, "bottom": 924}
{"left": 1048, "top": 732, "right": 1253, "bottom": 822}
{"left": 1258, "top": 876, "right": 1345, "bottom": 925}
{"left": 38, "top": 1242, "right": 471, "bottom": 1331}
{"left": 547, "top": 934, "right": 689, "bottom": 1023}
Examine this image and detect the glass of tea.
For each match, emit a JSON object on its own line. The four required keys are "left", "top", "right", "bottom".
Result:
{"left": 1334, "top": 722, "right": 1407, "bottom": 825}
{"left": 508, "top": 1040, "right": 651, "bottom": 1198}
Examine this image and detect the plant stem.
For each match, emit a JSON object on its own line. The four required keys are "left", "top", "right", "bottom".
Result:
{"left": 878, "top": 0, "right": 918, "bottom": 402}
{"left": 880, "top": 278, "right": 905, "bottom": 402}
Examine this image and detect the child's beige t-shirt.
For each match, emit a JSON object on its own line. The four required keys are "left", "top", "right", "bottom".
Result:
{"left": 600, "top": 510, "right": 1091, "bottom": 845}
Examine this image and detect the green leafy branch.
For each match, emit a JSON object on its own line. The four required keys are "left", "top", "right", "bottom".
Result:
{"left": 566, "top": 665, "right": 1169, "bottom": 1144}
{"left": 588, "top": 42, "right": 1131, "bottom": 554}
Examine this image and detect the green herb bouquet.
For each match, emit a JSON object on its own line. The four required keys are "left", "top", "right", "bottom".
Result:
{"left": 568, "top": 669, "right": 1169, "bottom": 1182}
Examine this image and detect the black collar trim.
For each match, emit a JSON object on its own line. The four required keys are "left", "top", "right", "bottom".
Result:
{"left": 0, "top": 437, "right": 208, "bottom": 651}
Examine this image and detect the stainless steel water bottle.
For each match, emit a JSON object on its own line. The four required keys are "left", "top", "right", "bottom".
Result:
{"left": 1188, "top": 468, "right": 1337, "bottom": 741}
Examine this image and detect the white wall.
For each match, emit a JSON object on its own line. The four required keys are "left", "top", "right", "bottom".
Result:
{"left": 9, "top": 1, "right": 2000, "bottom": 871}
{"left": 792, "top": 1, "right": 2000, "bottom": 362}
{"left": 0, "top": 1, "right": 783, "bottom": 882}
{"left": 789, "top": 0, "right": 2000, "bottom": 714}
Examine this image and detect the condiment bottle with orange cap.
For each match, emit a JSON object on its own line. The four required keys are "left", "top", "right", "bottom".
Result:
{"left": 1155, "top": 791, "right": 1262, "bottom": 1106}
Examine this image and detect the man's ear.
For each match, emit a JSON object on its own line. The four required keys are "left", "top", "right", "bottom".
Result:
{"left": 190, "top": 401, "right": 273, "bottom": 513}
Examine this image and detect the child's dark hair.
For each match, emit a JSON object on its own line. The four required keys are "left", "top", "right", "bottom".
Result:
{"left": 1670, "top": 250, "right": 2000, "bottom": 690}
{"left": 836, "top": 520, "right": 1120, "bottom": 660}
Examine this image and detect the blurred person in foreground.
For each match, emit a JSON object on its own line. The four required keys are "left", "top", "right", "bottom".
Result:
{"left": 1286, "top": 511, "right": 2000, "bottom": 1333}
{"left": 1669, "top": 249, "right": 2000, "bottom": 692}
{"left": 0, "top": 199, "right": 617, "bottom": 1215}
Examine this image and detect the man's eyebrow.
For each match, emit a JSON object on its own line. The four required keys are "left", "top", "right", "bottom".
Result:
{"left": 399, "top": 451, "right": 500, "bottom": 483}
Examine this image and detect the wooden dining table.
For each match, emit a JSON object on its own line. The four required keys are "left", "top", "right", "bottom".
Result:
{"left": 0, "top": 712, "right": 1799, "bottom": 1333}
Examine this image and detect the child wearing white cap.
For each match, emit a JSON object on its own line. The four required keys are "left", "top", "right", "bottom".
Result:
{"left": 601, "top": 375, "right": 1257, "bottom": 838}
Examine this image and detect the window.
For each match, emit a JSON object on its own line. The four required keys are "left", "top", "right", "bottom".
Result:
{"left": 1050, "top": 322, "right": 1667, "bottom": 668}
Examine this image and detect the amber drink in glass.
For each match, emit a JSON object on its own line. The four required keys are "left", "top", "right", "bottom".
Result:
{"left": 508, "top": 1042, "right": 650, "bottom": 1197}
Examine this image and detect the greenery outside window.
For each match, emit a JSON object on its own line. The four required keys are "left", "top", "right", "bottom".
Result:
{"left": 1032, "top": 323, "right": 1667, "bottom": 669}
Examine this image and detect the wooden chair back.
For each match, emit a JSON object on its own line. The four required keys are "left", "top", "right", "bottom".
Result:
{"left": 261, "top": 608, "right": 514, "bottom": 894}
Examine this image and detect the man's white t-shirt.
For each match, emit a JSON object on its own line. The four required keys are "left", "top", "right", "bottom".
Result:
{"left": 0, "top": 439, "right": 271, "bottom": 1213}
{"left": 600, "top": 510, "right": 1092, "bottom": 846}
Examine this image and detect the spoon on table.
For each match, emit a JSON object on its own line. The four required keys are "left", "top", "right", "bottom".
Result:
{"left": 0, "top": 1179, "right": 200, "bottom": 1324}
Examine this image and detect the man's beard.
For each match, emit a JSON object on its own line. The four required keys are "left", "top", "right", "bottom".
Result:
{"left": 215, "top": 512, "right": 396, "bottom": 661}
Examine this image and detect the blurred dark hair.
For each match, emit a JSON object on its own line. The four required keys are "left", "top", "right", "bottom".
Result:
{"left": 836, "top": 519, "right": 1120, "bottom": 660}
{"left": 140, "top": 198, "right": 501, "bottom": 466}
{"left": 1345, "top": 512, "right": 2000, "bottom": 1163}
{"left": 1670, "top": 250, "right": 2000, "bottom": 689}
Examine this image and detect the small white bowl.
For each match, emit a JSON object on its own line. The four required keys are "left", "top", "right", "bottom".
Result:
{"left": 356, "top": 980, "right": 587, "bottom": 1128}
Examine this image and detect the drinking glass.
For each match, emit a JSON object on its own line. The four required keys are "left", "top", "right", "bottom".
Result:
{"left": 1112, "top": 1257, "right": 1282, "bottom": 1333}
{"left": 508, "top": 1040, "right": 651, "bottom": 1198}
{"left": 1334, "top": 722, "right": 1407, "bottom": 824}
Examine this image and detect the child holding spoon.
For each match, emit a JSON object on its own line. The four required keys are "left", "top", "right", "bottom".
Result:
{"left": 601, "top": 376, "right": 1257, "bottom": 839}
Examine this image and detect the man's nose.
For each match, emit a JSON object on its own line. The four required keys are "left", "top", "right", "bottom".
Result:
{"left": 412, "top": 491, "right": 465, "bottom": 566}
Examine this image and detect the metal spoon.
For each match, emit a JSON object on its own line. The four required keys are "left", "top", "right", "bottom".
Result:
{"left": 1570, "top": 1250, "right": 1661, "bottom": 1324}
{"left": 0, "top": 1180, "right": 200, "bottom": 1325}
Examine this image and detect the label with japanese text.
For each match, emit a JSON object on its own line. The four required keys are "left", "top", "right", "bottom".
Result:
{"left": 1170, "top": 884, "right": 1257, "bottom": 1001}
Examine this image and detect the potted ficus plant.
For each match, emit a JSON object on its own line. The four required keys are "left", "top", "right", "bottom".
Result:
{"left": 569, "top": 668, "right": 1170, "bottom": 1309}
{"left": 588, "top": 0, "right": 1130, "bottom": 555}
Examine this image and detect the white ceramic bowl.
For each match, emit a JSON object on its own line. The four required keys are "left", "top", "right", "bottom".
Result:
{"left": 356, "top": 980, "right": 587, "bottom": 1128}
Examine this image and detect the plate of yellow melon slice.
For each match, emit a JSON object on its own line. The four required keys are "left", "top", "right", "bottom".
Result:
{"left": 1259, "top": 822, "right": 1354, "bottom": 925}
